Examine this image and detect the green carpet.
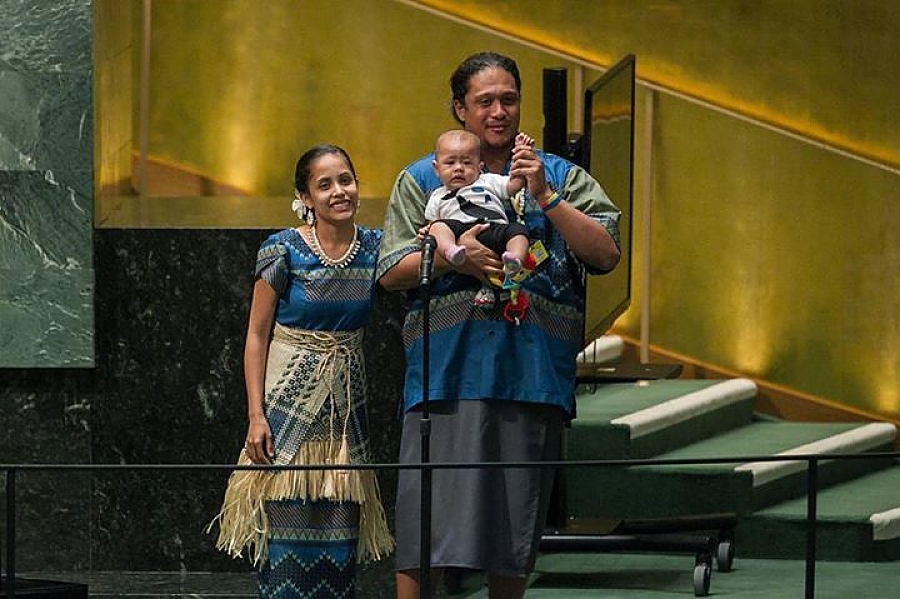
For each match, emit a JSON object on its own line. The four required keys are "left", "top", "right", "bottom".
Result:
{"left": 574, "top": 380, "right": 731, "bottom": 422}
{"left": 739, "top": 462, "right": 900, "bottom": 561}
{"left": 563, "top": 379, "right": 898, "bottom": 562}
{"left": 572, "top": 379, "right": 756, "bottom": 460}
{"left": 752, "top": 461, "right": 900, "bottom": 520}
{"left": 453, "top": 553, "right": 899, "bottom": 598}
{"left": 566, "top": 420, "right": 892, "bottom": 520}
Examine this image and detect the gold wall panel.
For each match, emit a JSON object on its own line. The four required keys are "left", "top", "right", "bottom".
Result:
{"left": 96, "top": 0, "right": 592, "bottom": 228}
{"left": 414, "top": 0, "right": 900, "bottom": 169}
{"left": 647, "top": 93, "right": 899, "bottom": 419}
{"left": 94, "top": 0, "right": 137, "bottom": 200}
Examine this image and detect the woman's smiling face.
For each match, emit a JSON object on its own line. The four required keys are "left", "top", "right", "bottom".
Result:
{"left": 300, "top": 152, "right": 359, "bottom": 225}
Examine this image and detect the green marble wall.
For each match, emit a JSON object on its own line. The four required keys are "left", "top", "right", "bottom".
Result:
{"left": 0, "top": 0, "right": 95, "bottom": 367}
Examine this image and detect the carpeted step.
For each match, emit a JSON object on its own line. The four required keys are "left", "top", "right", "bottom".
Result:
{"left": 738, "top": 460, "right": 900, "bottom": 561}
{"left": 736, "top": 422, "right": 897, "bottom": 509}
{"left": 577, "top": 335, "right": 624, "bottom": 364}
{"left": 569, "top": 378, "right": 757, "bottom": 460}
{"left": 565, "top": 420, "right": 897, "bottom": 521}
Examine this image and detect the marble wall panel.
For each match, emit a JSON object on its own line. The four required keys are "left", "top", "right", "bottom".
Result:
{"left": 0, "top": 71, "right": 93, "bottom": 172}
{"left": 0, "top": 1, "right": 92, "bottom": 73}
{"left": 2, "top": 228, "right": 407, "bottom": 597}
{"left": 0, "top": 170, "right": 94, "bottom": 367}
{"left": 0, "top": 0, "right": 95, "bottom": 367}
{"left": 89, "top": 228, "right": 269, "bottom": 573}
{"left": 0, "top": 368, "right": 96, "bottom": 571}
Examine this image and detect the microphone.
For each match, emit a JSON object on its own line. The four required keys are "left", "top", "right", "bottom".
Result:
{"left": 419, "top": 235, "right": 437, "bottom": 287}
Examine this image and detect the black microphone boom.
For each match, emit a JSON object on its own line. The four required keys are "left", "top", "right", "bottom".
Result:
{"left": 419, "top": 235, "right": 437, "bottom": 287}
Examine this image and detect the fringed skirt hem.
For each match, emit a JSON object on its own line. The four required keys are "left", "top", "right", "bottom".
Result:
{"left": 209, "top": 441, "right": 393, "bottom": 566}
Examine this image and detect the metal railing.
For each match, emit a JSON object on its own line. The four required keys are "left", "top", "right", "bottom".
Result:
{"left": 3, "top": 450, "right": 899, "bottom": 599}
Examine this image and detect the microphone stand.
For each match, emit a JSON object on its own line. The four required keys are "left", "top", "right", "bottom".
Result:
{"left": 417, "top": 235, "right": 437, "bottom": 599}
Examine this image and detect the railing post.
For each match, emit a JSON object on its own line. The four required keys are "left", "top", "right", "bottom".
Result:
{"left": 5, "top": 468, "right": 15, "bottom": 599}
{"left": 804, "top": 457, "right": 818, "bottom": 599}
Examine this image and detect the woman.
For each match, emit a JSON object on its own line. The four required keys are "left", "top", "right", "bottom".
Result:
{"left": 210, "top": 145, "right": 393, "bottom": 598}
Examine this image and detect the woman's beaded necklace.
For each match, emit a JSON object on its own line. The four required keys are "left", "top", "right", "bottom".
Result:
{"left": 307, "top": 223, "right": 360, "bottom": 268}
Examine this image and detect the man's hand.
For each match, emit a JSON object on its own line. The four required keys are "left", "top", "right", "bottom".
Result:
{"left": 456, "top": 223, "right": 502, "bottom": 283}
{"left": 509, "top": 140, "right": 550, "bottom": 202}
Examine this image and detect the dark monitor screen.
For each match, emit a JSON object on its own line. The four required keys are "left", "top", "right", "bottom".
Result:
{"left": 581, "top": 54, "right": 636, "bottom": 342}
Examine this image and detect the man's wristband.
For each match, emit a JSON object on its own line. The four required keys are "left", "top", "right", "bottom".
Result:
{"left": 540, "top": 191, "right": 562, "bottom": 212}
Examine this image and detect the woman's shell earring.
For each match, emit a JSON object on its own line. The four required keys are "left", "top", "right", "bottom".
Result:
{"left": 291, "top": 191, "right": 314, "bottom": 225}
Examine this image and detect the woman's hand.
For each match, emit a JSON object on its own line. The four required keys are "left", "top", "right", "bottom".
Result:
{"left": 243, "top": 280, "right": 277, "bottom": 464}
{"left": 245, "top": 415, "right": 274, "bottom": 464}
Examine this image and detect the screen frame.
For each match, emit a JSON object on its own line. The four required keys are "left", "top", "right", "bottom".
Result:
{"left": 580, "top": 54, "right": 636, "bottom": 342}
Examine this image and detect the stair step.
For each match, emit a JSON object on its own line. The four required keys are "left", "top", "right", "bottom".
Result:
{"left": 738, "top": 461, "right": 900, "bottom": 561}
{"left": 562, "top": 374, "right": 899, "bottom": 563}
{"left": 611, "top": 378, "right": 757, "bottom": 439}
{"left": 577, "top": 335, "right": 624, "bottom": 364}
{"left": 565, "top": 421, "right": 896, "bottom": 520}
{"left": 570, "top": 378, "right": 756, "bottom": 459}
{"left": 735, "top": 422, "right": 897, "bottom": 486}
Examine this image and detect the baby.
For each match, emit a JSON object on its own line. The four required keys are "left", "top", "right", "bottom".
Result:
{"left": 425, "top": 129, "right": 533, "bottom": 284}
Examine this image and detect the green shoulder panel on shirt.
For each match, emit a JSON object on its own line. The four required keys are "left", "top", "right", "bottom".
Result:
{"left": 376, "top": 170, "right": 427, "bottom": 280}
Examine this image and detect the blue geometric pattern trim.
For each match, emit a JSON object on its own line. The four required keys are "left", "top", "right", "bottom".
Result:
{"left": 258, "top": 499, "right": 359, "bottom": 599}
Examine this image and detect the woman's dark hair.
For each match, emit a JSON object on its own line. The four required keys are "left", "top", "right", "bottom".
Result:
{"left": 449, "top": 52, "right": 522, "bottom": 124}
{"left": 294, "top": 144, "right": 356, "bottom": 193}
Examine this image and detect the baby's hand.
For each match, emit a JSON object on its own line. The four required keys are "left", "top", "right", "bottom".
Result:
{"left": 416, "top": 224, "right": 431, "bottom": 242}
{"left": 515, "top": 132, "right": 535, "bottom": 149}
{"left": 510, "top": 133, "right": 535, "bottom": 192}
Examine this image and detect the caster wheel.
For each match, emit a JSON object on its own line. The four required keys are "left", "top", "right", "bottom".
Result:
{"left": 716, "top": 539, "right": 735, "bottom": 572}
{"left": 693, "top": 563, "right": 711, "bottom": 597}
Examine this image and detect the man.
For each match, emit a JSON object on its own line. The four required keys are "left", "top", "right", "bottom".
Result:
{"left": 378, "top": 52, "right": 621, "bottom": 599}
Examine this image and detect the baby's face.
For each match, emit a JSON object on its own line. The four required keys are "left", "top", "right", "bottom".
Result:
{"left": 433, "top": 137, "right": 482, "bottom": 191}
